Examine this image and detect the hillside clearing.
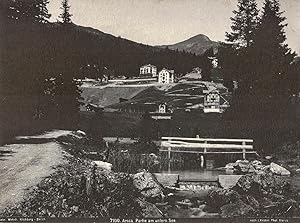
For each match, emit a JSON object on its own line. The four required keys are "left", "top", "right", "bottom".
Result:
{"left": 80, "top": 86, "right": 149, "bottom": 108}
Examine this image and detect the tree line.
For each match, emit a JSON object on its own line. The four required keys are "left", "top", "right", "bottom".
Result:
{"left": 217, "top": 0, "right": 300, "bottom": 153}
{"left": 0, "top": 0, "right": 81, "bottom": 142}
{"left": 0, "top": 0, "right": 212, "bottom": 143}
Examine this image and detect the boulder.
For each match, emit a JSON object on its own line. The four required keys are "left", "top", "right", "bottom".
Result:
{"left": 251, "top": 160, "right": 264, "bottom": 171}
{"left": 252, "top": 160, "right": 262, "bottom": 166}
{"left": 154, "top": 173, "right": 179, "bottom": 187}
{"left": 220, "top": 199, "right": 255, "bottom": 217}
{"left": 92, "top": 161, "right": 112, "bottom": 171}
{"left": 233, "top": 173, "right": 291, "bottom": 196}
{"left": 218, "top": 175, "right": 243, "bottom": 189}
{"left": 206, "top": 188, "right": 241, "bottom": 210}
{"left": 233, "top": 174, "right": 258, "bottom": 194}
{"left": 133, "top": 171, "right": 164, "bottom": 200}
{"left": 270, "top": 162, "right": 291, "bottom": 176}
{"left": 262, "top": 165, "right": 271, "bottom": 171}
{"left": 234, "top": 160, "right": 256, "bottom": 174}
{"left": 225, "top": 160, "right": 265, "bottom": 174}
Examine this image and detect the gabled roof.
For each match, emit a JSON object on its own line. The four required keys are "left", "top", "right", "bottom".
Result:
{"left": 159, "top": 68, "right": 174, "bottom": 74}
{"left": 204, "top": 89, "right": 230, "bottom": 105}
{"left": 205, "top": 88, "right": 219, "bottom": 95}
{"left": 140, "top": 64, "right": 156, "bottom": 68}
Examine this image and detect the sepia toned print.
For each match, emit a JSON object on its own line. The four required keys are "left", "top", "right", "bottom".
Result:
{"left": 0, "top": 0, "right": 299, "bottom": 222}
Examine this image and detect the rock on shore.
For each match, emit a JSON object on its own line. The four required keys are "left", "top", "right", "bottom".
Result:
{"left": 206, "top": 172, "right": 299, "bottom": 217}
{"left": 133, "top": 171, "right": 164, "bottom": 201}
{"left": 225, "top": 159, "right": 291, "bottom": 176}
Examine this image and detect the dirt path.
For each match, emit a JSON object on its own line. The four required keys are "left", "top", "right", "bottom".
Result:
{"left": 0, "top": 131, "right": 69, "bottom": 211}
{"left": 15, "top": 130, "right": 72, "bottom": 140}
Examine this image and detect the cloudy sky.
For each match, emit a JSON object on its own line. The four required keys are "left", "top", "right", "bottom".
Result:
{"left": 48, "top": 0, "right": 300, "bottom": 54}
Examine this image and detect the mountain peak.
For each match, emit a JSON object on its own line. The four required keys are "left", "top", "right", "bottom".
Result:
{"left": 183, "top": 34, "right": 211, "bottom": 43}
{"left": 157, "top": 34, "right": 219, "bottom": 55}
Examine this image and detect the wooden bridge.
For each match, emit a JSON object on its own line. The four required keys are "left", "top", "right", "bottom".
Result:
{"left": 160, "top": 136, "right": 258, "bottom": 169}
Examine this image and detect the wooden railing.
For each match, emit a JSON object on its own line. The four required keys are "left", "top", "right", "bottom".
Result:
{"left": 160, "top": 136, "right": 257, "bottom": 160}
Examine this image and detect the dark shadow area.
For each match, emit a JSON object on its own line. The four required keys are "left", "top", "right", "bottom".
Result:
{"left": 0, "top": 150, "right": 15, "bottom": 159}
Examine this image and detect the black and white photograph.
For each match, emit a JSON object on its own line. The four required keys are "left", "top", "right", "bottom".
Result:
{"left": 0, "top": 0, "right": 300, "bottom": 222}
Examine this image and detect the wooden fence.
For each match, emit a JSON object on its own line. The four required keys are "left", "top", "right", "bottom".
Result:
{"left": 160, "top": 136, "right": 258, "bottom": 161}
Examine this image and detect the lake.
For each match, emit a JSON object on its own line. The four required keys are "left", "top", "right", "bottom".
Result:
{"left": 160, "top": 169, "right": 232, "bottom": 181}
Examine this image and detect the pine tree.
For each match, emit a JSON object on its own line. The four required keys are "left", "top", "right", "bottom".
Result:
{"left": 4, "top": 0, "right": 50, "bottom": 23}
{"left": 288, "top": 59, "right": 300, "bottom": 95}
{"left": 251, "top": 0, "right": 296, "bottom": 96}
{"left": 88, "top": 109, "right": 109, "bottom": 144}
{"left": 219, "top": 0, "right": 259, "bottom": 93}
{"left": 52, "top": 74, "right": 82, "bottom": 128}
{"left": 59, "top": 0, "right": 72, "bottom": 24}
{"left": 139, "top": 112, "right": 157, "bottom": 143}
{"left": 226, "top": 0, "right": 259, "bottom": 48}
{"left": 221, "top": 0, "right": 297, "bottom": 154}
{"left": 134, "top": 112, "right": 158, "bottom": 154}
{"left": 201, "top": 58, "right": 213, "bottom": 81}
{"left": 217, "top": 43, "right": 240, "bottom": 91}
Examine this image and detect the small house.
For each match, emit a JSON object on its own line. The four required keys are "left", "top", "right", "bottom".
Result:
{"left": 203, "top": 90, "right": 221, "bottom": 113}
{"left": 158, "top": 68, "right": 174, "bottom": 84}
{"left": 208, "top": 56, "right": 218, "bottom": 68}
{"left": 140, "top": 64, "right": 157, "bottom": 77}
{"left": 150, "top": 103, "right": 173, "bottom": 120}
{"left": 204, "top": 89, "right": 230, "bottom": 113}
{"left": 158, "top": 103, "right": 167, "bottom": 113}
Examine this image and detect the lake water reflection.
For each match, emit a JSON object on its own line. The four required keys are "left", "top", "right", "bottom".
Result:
{"left": 160, "top": 169, "right": 233, "bottom": 181}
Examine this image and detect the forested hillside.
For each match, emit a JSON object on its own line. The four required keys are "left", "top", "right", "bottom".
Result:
{"left": 0, "top": 0, "right": 214, "bottom": 143}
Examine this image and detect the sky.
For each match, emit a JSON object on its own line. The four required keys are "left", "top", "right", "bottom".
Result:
{"left": 48, "top": 0, "right": 300, "bottom": 54}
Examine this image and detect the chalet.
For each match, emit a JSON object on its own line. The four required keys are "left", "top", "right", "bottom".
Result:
{"left": 158, "top": 103, "right": 167, "bottom": 113}
{"left": 158, "top": 68, "right": 174, "bottom": 84}
{"left": 203, "top": 89, "right": 230, "bottom": 113}
{"left": 208, "top": 56, "right": 218, "bottom": 68}
{"left": 140, "top": 64, "right": 157, "bottom": 77}
{"left": 150, "top": 103, "right": 173, "bottom": 120}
